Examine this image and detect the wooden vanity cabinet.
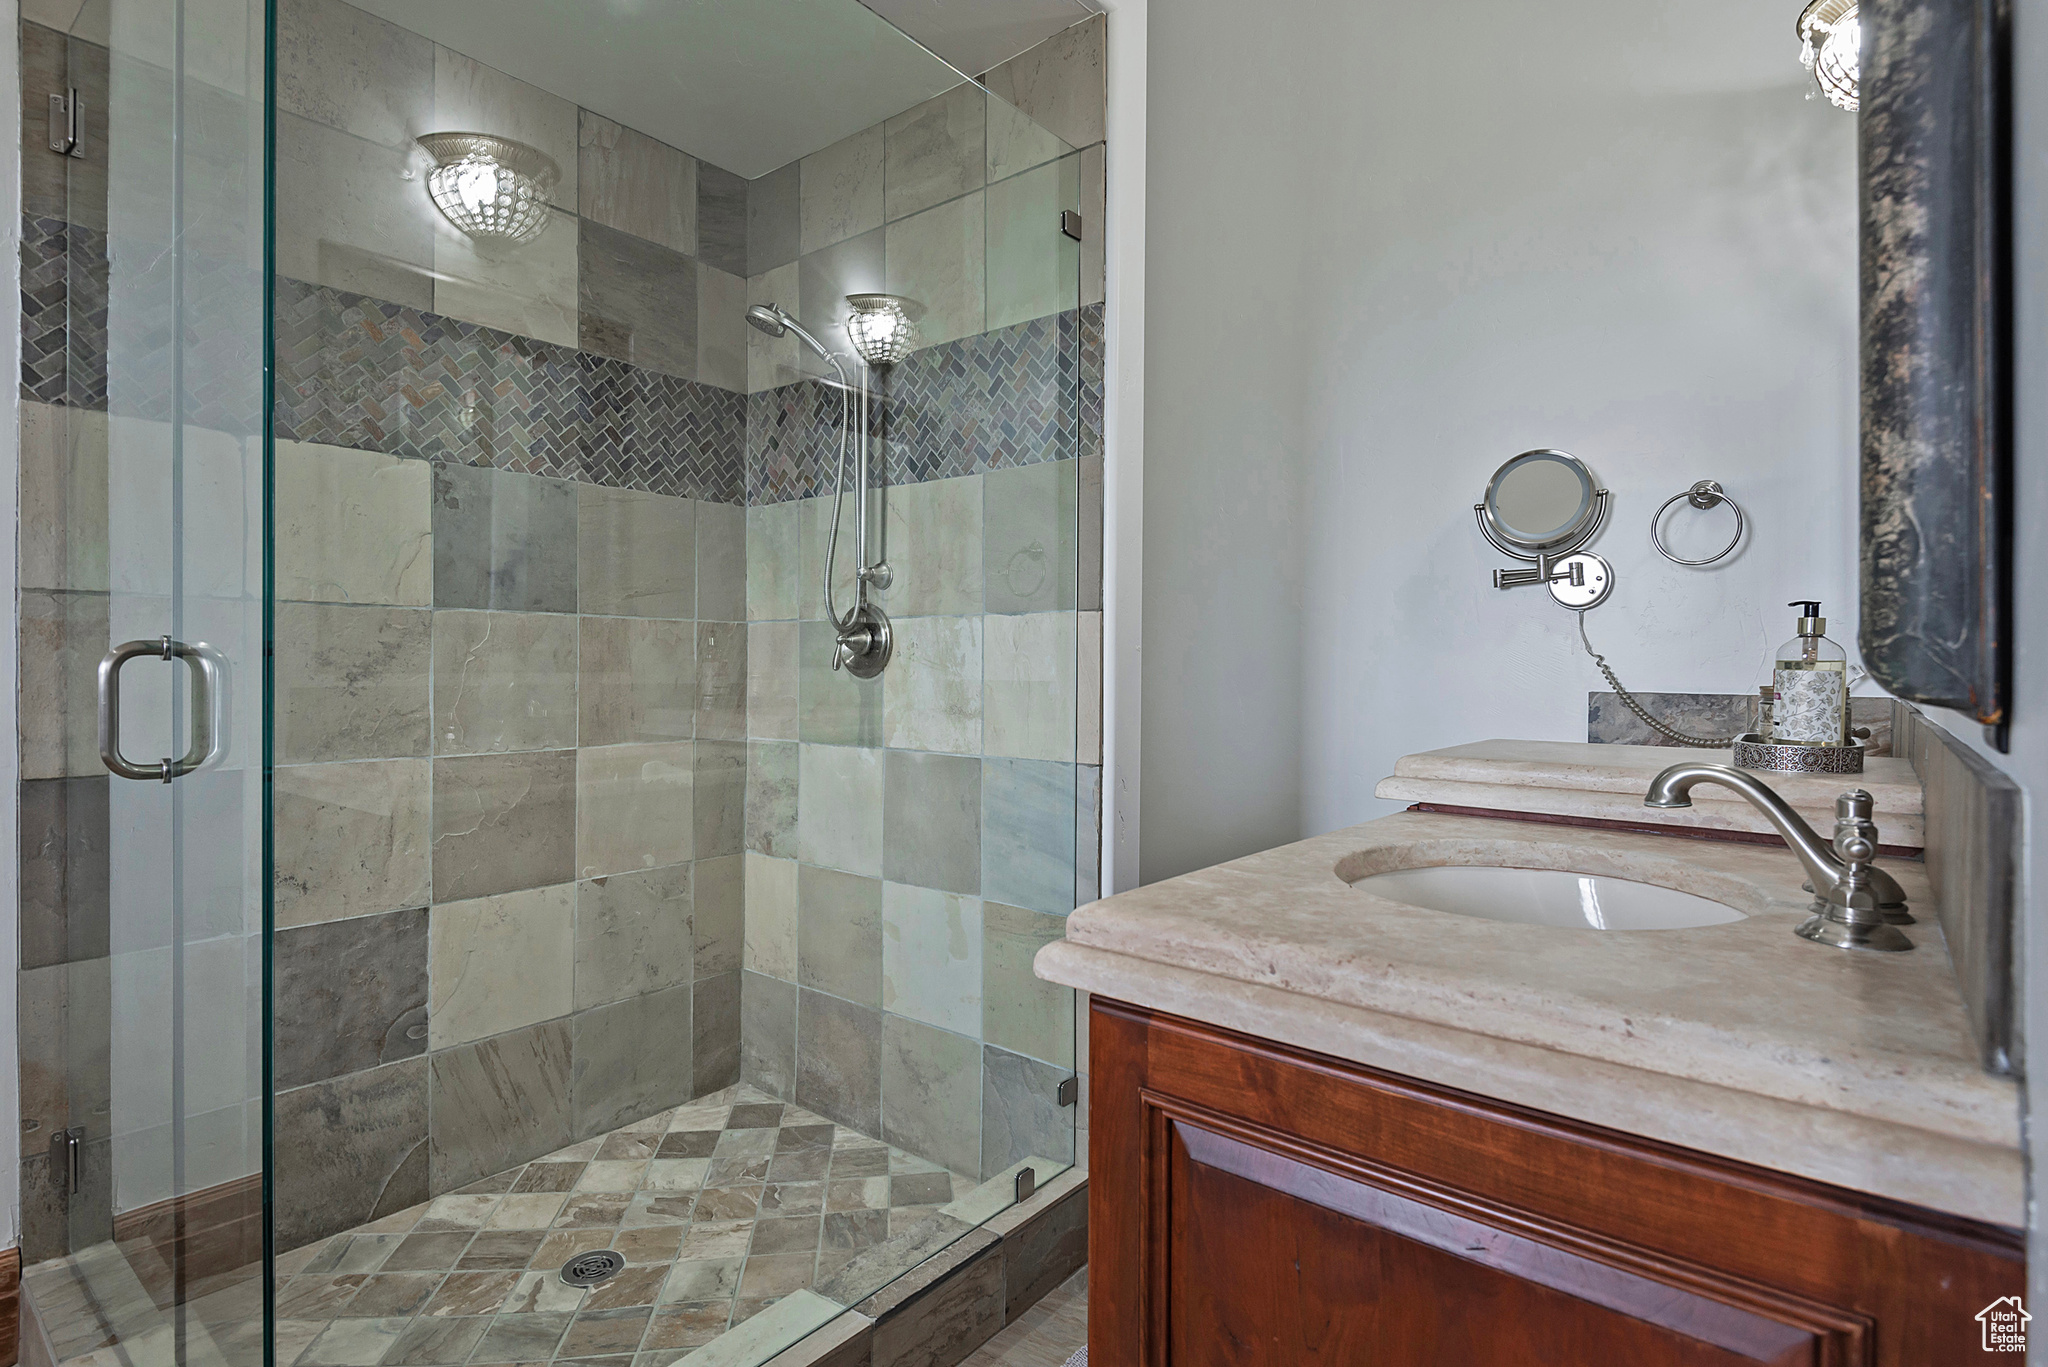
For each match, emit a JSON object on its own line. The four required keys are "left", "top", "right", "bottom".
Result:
{"left": 1088, "top": 999, "right": 2023, "bottom": 1365}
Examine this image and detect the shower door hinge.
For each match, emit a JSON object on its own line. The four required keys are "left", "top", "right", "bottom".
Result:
{"left": 1015, "top": 1166, "right": 1037, "bottom": 1203}
{"left": 1057, "top": 1076, "right": 1079, "bottom": 1107}
{"left": 49, "top": 1126, "right": 85, "bottom": 1193}
{"left": 48, "top": 89, "right": 84, "bottom": 158}
{"left": 1060, "top": 210, "right": 1083, "bottom": 241}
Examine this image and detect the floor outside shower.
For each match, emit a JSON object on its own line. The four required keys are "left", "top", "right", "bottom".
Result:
{"left": 22, "top": 1085, "right": 1058, "bottom": 1367}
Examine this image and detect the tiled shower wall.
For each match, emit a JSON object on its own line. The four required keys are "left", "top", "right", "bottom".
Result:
{"left": 734, "top": 23, "right": 1107, "bottom": 1186}
{"left": 264, "top": 0, "right": 760, "bottom": 1249}
{"left": 16, "top": 0, "right": 1105, "bottom": 1264}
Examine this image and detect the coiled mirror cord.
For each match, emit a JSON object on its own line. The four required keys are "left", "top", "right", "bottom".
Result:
{"left": 1576, "top": 611, "right": 1741, "bottom": 748}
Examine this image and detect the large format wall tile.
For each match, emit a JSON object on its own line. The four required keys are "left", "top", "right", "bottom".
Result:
{"left": 986, "top": 91, "right": 1069, "bottom": 185}
{"left": 885, "top": 83, "right": 986, "bottom": 224}
{"left": 797, "top": 620, "right": 883, "bottom": 746}
{"left": 981, "top": 902, "right": 1074, "bottom": 1068}
{"left": 276, "top": 441, "right": 433, "bottom": 605}
{"left": 274, "top": 1058, "right": 429, "bottom": 1249}
{"left": 885, "top": 193, "right": 986, "bottom": 351}
{"left": 697, "top": 161, "right": 748, "bottom": 278}
{"left": 578, "top": 485, "right": 695, "bottom": 618}
{"left": 433, "top": 47, "right": 578, "bottom": 209}
{"left": 696, "top": 499, "right": 747, "bottom": 620}
{"left": 572, "top": 982, "right": 693, "bottom": 1135}
{"left": 431, "top": 463, "right": 579, "bottom": 614}
{"left": 695, "top": 622, "right": 748, "bottom": 740}
{"left": 747, "top": 622, "right": 799, "bottom": 741}
{"left": 797, "top": 865, "right": 882, "bottom": 1007}
{"left": 983, "top": 460, "right": 1077, "bottom": 614}
{"left": 276, "top": 602, "right": 432, "bottom": 763}
{"left": 982, "top": 612, "right": 1078, "bottom": 761}
{"left": 429, "top": 1018, "right": 575, "bottom": 1192}
{"left": 693, "top": 969, "right": 742, "bottom": 1093}
{"left": 748, "top": 161, "right": 801, "bottom": 275}
{"left": 428, "top": 883, "right": 575, "bottom": 1050}
{"left": 19, "top": 776, "right": 109, "bottom": 970}
{"left": 879, "top": 474, "right": 982, "bottom": 618}
{"left": 746, "top": 502, "right": 800, "bottom": 620}
{"left": 19, "top": 402, "right": 110, "bottom": 594}
{"left": 432, "top": 750, "right": 577, "bottom": 902}
{"left": 695, "top": 852, "right": 744, "bottom": 977}
{"left": 881, "top": 1014, "right": 982, "bottom": 1179}
{"left": 745, "top": 740, "right": 798, "bottom": 858}
{"left": 578, "top": 218, "right": 697, "bottom": 379}
{"left": 741, "top": 970, "right": 798, "bottom": 1097}
{"left": 694, "top": 742, "right": 748, "bottom": 859}
{"left": 796, "top": 744, "right": 883, "bottom": 876}
{"left": 981, "top": 757, "right": 1075, "bottom": 916}
{"left": 882, "top": 750, "right": 981, "bottom": 897}
{"left": 575, "top": 863, "right": 693, "bottom": 1011}
{"left": 432, "top": 611, "right": 579, "bottom": 754}
{"left": 979, "top": 1045, "right": 1073, "bottom": 1180}
{"left": 698, "top": 263, "right": 749, "bottom": 394}
{"left": 434, "top": 208, "right": 581, "bottom": 353}
{"left": 578, "top": 110, "right": 696, "bottom": 257}
{"left": 274, "top": 112, "right": 435, "bottom": 310}
{"left": 800, "top": 125, "right": 884, "bottom": 256}
{"left": 747, "top": 263, "right": 803, "bottom": 395}
{"left": 579, "top": 616, "right": 695, "bottom": 746}
{"left": 882, "top": 884, "right": 982, "bottom": 1038}
{"left": 883, "top": 615, "right": 982, "bottom": 754}
{"left": 986, "top": 156, "right": 1082, "bottom": 332}
{"left": 273, "top": 907, "right": 428, "bottom": 1089}
{"left": 980, "top": 15, "right": 1105, "bottom": 152}
{"left": 21, "top": 589, "right": 108, "bottom": 780}
{"left": 795, "top": 989, "right": 882, "bottom": 1136}
{"left": 575, "top": 741, "right": 695, "bottom": 877}
{"left": 273, "top": 759, "right": 431, "bottom": 928}
{"left": 744, "top": 853, "right": 799, "bottom": 981}
{"left": 275, "top": 0, "right": 431, "bottom": 150}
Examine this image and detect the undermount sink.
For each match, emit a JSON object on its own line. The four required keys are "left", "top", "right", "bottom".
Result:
{"left": 1351, "top": 865, "right": 1745, "bottom": 931}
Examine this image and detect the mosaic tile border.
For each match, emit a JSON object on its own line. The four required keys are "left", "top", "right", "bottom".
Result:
{"left": 744, "top": 305, "right": 1104, "bottom": 507}
{"left": 20, "top": 214, "right": 108, "bottom": 411}
{"left": 273, "top": 278, "right": 748, "bottom": 504}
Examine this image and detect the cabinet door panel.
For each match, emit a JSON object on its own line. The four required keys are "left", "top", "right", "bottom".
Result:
{"left": 1163, "top": 1117, "right": 1851, "bottom": 1367}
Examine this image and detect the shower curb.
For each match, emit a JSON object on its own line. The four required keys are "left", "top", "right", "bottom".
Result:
{"left": 765, "top": 1170, "right": 1088, "bottom": 1367}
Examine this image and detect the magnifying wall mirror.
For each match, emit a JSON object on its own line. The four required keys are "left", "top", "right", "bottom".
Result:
{"left": 1475, "top": 449, "right": 1614, "bottom": 608}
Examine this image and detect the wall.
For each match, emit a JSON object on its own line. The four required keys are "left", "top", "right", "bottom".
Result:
{"left": 1141, "top": 0, "right": 1860, "bottom": 882}
{"left": 2, "top": 0, "right": 20, "bottom": 1257}
{"left": 735, "top": 18, "right": 1105, "bottom": 1185}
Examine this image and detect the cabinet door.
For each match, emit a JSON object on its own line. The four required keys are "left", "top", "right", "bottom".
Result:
{"left": 1161, "top": 1114, "right": 1861, "bottom": 1366}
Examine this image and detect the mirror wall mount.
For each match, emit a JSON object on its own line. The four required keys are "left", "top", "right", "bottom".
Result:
{"left": 1474, "top": 448, "right": 1615, "bottom": 607}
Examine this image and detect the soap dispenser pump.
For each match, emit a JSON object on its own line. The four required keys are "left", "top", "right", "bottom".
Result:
{"left": 1770, "top": 601, "right": 1849, "bottom": 747}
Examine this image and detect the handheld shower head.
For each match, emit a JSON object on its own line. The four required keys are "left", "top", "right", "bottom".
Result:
{"left": 744, "top": 301, "right": 839, "bottom": 374}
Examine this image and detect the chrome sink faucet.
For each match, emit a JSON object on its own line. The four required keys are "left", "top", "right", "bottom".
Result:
{"left": 1643, "top": 762, "right": 1913, "bottom": 953}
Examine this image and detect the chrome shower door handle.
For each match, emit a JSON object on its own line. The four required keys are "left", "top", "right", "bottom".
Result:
{"left": 98, "top": 636, "right": 221, "bottom": 782}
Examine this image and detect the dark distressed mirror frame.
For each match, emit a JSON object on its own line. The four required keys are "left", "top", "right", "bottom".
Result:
{"left": 1860, "top": 0, "right": 2013, "bottom": 750}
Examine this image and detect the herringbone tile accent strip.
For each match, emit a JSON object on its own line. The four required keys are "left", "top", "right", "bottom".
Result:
{"left": 274, "top": 277, "right": 746, "bottom": 502}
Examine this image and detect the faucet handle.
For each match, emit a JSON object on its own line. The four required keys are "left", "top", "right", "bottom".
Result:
{"left": 1797, "top": 787, "right": 1913, "bottom": 952}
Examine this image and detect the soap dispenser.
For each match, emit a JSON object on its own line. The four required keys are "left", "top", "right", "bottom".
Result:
{"left": 1769, "top": 601, "right": 1849, "bottom": 746}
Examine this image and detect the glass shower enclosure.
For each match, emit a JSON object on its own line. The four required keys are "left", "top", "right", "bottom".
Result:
{"left": 16, "top": 0, "right": 1099, "bottom": 1362}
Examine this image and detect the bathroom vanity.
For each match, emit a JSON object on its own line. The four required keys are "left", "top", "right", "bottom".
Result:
{"left": 1038, "top": 779, "right": 2024, "bottom": 1362}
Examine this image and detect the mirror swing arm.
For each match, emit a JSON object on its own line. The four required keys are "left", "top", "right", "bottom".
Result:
{"left": 1474, "top": 490, "right": 1611, "bottom": 591}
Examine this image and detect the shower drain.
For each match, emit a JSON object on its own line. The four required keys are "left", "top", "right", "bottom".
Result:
{"left": 559, "top": 1250, "right": 625, "bottom": 1287}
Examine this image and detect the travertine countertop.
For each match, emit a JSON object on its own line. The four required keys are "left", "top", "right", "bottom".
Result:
{"left": 1036, "top": 810, "right": 2021, "bottom": 1226}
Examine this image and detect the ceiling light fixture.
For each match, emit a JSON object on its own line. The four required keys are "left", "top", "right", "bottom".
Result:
{"left": 844, "top": 294, "right": 922, "bottom": 368}
{"left": 1796, "top": 0, "right": 1860, "bottom": 113}
{"left": 418, "top": 132, "right": 561, "bottom": 244}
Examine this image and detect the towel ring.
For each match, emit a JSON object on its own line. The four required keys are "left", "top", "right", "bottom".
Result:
{"left": 1651, "top": 480, "right": 1746, "bottom": 566}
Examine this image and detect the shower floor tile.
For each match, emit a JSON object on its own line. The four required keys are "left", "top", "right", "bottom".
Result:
{"left": 23, "top": 1086, "right": 997, "bottom": 1367}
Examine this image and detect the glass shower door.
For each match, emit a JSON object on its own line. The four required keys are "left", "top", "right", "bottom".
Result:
{"left": 16, "top": 0, "right": 270, "bottom": 1358}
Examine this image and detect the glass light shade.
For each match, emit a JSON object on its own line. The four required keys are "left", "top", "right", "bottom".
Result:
{"left": 1797, "top": 0, "right": 1860, "bottom": 113}
{"left": 419, "top": 132, "right": 561, "bottom": 244}
{"left": 844, "top": 294, "right": 922, "bottom": 367}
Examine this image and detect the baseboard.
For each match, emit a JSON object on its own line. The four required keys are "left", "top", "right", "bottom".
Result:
{"left": 111, "top": 1173, "right": 265, "bottom": 1311}
{"left": 1, "top": 1245, "right": 20, "bottom": 1367}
